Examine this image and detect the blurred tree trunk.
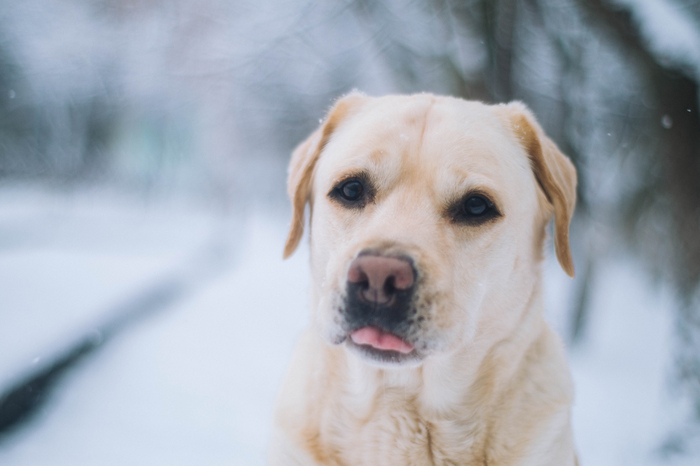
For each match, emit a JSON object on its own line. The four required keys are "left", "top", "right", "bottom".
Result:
{"left": 578, "top": 0, "right": 700, "bottom": 289}
{"left": 578, "top": 0, "right": 700, "bottom": 440}
{"left": 480, "top": 0, "right": 516, "bottom": 102}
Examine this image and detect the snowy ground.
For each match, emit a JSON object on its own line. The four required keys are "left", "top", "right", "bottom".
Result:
{"left": 0, "top": 186, "right": 697, "bottom": 465}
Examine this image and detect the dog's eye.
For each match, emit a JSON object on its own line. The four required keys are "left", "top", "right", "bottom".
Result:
{"left": 340, "top": 180, "right": 364, "bottom": 201}
{"left": 463, "top": 196, "right": 489, "bottom": 216}
{"left": 328, "top": 173, "right": 374, "bottom": 208}
{"left": 450, "top": 194, "right": 499, "bottom": 224}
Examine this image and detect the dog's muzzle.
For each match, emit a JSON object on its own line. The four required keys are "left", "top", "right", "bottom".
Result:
{"left": 340, "top": 251, "right": 422, "bottom": 362}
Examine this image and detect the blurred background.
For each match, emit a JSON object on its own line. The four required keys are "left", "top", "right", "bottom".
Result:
{"left": 0, "top": 0, "right": 699, "bottom": 464}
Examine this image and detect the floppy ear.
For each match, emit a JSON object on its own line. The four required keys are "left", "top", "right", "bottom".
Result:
{"left": 283, "top": 92, "right": 367, "bottom": 259}
{"left": 495, "top": 102, "right": 578, "bottom": 277}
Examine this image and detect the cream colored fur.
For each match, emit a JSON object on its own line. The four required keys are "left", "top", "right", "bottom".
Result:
{"left": 270, "top": 93, "right": 578, "bottom": 466}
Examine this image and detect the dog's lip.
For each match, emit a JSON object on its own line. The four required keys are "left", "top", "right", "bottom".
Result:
{"left": 349, "top": 326, "right": 414, "bottom": 354}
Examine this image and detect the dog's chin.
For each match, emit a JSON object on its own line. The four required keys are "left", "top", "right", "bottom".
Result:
{"left": 345, "top": 339, "right": 425, "bottom": 368}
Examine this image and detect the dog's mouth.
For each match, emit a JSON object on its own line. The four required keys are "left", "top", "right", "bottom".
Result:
{"left": 350, "top": 326, "right": 414, "bottom": 353}
{"left": 343, "top": 325, "right": 423, "bottom": 366}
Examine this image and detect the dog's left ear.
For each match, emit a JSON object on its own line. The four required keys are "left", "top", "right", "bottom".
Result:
{"left": 495, "top": 102, "right": 578, "bottom": 277}
{"left": 283, "top": 92, "right": 367, "bottom": 259}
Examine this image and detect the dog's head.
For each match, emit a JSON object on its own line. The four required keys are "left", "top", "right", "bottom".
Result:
{"left": 284, "top": 93, "right": 576, "bottom": 367}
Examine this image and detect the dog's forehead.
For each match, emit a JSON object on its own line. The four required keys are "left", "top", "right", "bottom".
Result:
{"left": 315, "top": 95, "right": 531, "bottom": 194}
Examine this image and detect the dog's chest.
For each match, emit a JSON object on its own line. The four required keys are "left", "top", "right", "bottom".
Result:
{"left": 324, "top": 396, "right": 484, "bottom": 466}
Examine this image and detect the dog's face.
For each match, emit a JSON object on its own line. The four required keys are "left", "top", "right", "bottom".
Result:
{"left": 284, "top": 94, "right": 576, "bottom": 367}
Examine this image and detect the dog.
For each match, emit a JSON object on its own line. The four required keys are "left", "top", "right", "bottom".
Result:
{"left": 270, "top": 93, "right": 578, "bottom": 465}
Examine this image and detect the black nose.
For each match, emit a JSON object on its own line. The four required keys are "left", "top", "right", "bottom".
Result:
{"left": 347, "top": 254, "right": 415, "bottom": 305}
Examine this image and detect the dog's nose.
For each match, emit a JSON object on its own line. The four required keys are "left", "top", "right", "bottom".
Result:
{"left": 347, "top": 255, "right": 415, "bottom": 304}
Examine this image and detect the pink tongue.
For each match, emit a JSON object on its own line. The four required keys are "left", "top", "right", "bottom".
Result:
{"left": 350, "top": 327, "right": 414, "bottom": 354}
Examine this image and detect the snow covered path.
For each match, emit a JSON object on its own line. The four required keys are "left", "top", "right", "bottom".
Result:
{"left": 0, "top": 187, "right": 696, "bottom": 465}
{"left": 0, "top": 188, "right": 309, "bottom": 465}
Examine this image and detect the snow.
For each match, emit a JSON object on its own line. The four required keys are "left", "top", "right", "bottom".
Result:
{"left": 564, "top": 262, "right": 684, "bottom": 465}
{"left": 0, "top": 187, "right": 697, "bottom": 465}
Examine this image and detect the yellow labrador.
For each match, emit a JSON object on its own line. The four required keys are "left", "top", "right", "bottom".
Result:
{"left": 271, "top": 93, "right": 578, "bottom": 466}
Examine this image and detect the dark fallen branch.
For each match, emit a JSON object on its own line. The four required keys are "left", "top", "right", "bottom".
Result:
{"left": 0, "top": 278, "right": 184, "bottom": 442}
{"left": 0, "top": 237, "right": 231, "bottom": 443}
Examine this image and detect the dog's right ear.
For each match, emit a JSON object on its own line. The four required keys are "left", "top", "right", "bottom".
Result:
{"left": 283, "top": 92, "right": 367, "bottom": 259}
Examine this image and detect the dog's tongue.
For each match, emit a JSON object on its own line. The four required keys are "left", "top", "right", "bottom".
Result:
{"left": 350, "top": 327, "right": 414, "bottom": 354}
